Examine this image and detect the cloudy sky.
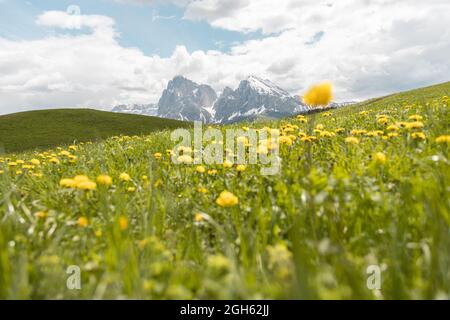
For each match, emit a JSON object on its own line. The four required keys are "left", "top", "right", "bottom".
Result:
{"left": 0, "top": 0, "right": 449, "bottom": 115}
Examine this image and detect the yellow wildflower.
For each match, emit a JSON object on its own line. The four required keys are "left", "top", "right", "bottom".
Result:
{"left": 436, "top": 135, "right": 450, "bottom": 144}
{"left": 197, "top": 186, "right": 208, "bottom": 194}
{"left": 96, "top": 175, "right": 113, "bottom": 186}
{"left": 60, "top": 178, "right": 77, "bottom": 188}
{"left": 373, "top": 152, "right": 387, "bottom": 164}
{"left": 154, "top": 153, "right": 162, "bottom": 160}
{"left": 387, "top": 124, "right": 399, "bottom": 131}
{"left": 303, "top": 82, "right": 333, "bottom": 107}
{"left": 408, "top": 115, "right": 423, "bottom": 121}
{"left": 223, "top": 160, "right": 233, "bottom": 168}
{"left": 278, "top": 136, "right": 293, "bottom": 146}
{"left": 119, "top": 172, "right": 131, "bottom": 182}
{"left": 411, "top": 132, "right": 426, "bottom": 140}
{"left": 76, "top": 180, "right": 97, "bottom": 191}
{"left": 236, "top": 164, "right": 247, "bottom": 172}
{"left": 406, "top": 121, "right": 424, "bottom": 130}
{"left": 194, "top": 213, "right": 204, "bottom": 222}
{"left": 78, "top": 217, "right": 89, "bottom": 228}
{"left": 208, "top": 169, "right": 218, "bottom": 175}
{"left": 345, "top": 137, "right": 360, "bottom": 145}
{"left": 216, "top": 191, "right": 239, "bottom": 208}
{"left": 196, "top": 165, "right": 206, "bottom": 173}
{"left": 30, "top": 159, "right": 41, "bottom": 165}
{"left": 49, "top": 157, "right": 60, "bottom": 164}
{"left": 35, "top": 211, "right": 48, "bottom": 219}
{"left": 119, "top": 216, "right": 129, "bottom": 231}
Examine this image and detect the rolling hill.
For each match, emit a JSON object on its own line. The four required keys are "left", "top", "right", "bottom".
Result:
{"left": 0, "top": 108, "right": 190, "bottom": 154}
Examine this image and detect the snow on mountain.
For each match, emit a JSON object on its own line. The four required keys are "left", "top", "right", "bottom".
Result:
{"left": 112, "top": 103, "right": 158, "bottom": 116}
{"left": 212, "top": 76, "right": 309, "bottom": 123}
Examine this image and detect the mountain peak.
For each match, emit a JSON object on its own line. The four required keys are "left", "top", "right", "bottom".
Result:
{"left": 242, "top": 75, "right": 290, "bottom": 97}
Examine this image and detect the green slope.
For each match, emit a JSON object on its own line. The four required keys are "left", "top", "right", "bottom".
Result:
{"left": 341, "top": 81, "right": 450, "bottom": 114}
{"left": 0, "top": 108, "right": 190, "bottom": 154}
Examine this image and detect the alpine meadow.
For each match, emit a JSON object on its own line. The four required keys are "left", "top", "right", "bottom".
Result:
{"left": 1, "top": 81, "right": 449, "bottom": 299}
{"left": 1, "top": 0, "right": 450, "bottom": 307}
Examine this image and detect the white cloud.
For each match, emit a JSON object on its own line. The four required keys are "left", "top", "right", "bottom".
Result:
{"left": 1, "top": 1, "right": 450, "bottom": 114}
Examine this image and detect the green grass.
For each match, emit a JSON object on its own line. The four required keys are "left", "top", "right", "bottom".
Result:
{"left": 0, "top": 82, "right": 449, "bottom": 300}
{"left": 0, "top": 108, "right": 190, "bottom": 154}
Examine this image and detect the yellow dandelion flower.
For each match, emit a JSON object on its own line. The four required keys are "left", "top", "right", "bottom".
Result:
{"left": 154, "top": 153, "right": 162, "bottom": 160}
{"left": 387, "top": 124, "right": 399, "bottom": 131}
{"left": 223, "top": 160, "right": 233, "bottom": 168}
{"left": 196, "top": 165, "right": 206, "bottom": 173}
{"left": 373, "top": 152, "right": 387, "bottom": 164}
{"left": 74, "top": 175, "right": 90, "bottom": 183}
{"left": 96, "top": 175, "right": 113, "bottom": 186}
{"left": 216, "top": 191, "right": 239, "bottom": 208}
{"left": 78, "top": 217, "right": 88, "bottom": 228}
{"left": 30, "top": 159, "right": 41, "bottom": 165}
{"left": 236, "top": 164, "right": 247, "bottom": 172}
{"left": 319, "top": 130, "right": 335, "bottom": 138}
{"left": 16, "top": 160, "right": 25, "bottom": 164}
{"left": 435, "top": 135, "right": 450, "bottom": 144}
{"left": 377, "top": 117, "right": 388, "bottom": 125}
{"left": 60, "top": 178, "right": 77, "bottom": 188}
{"left": 127, "top": 186, "right": 136, "bottom": 192}
{"left": 315, "top": 124, "right": 325, "bottom": 131}
{"left": 35, "top": 211, "right": 48, "bottom": 219}
{"left": 303, "top": 82, "right": 333, "bottom": 107}
{"left": 278, "top": 136, "right": 293, "bottom": 146}
{"left": 76, "top": 181, "right": 97, "bottom": 191}
{"left": 411, "top": 132, "right": 426, "bottom": 140}
{"left": 194, "top": 213, "right": 204, "bottom": 222}
{"left": 49, "top": 157, "right": 60, "bottom": 164}
{"left": 119, "top": 216, "right": 129, "bottom": 231}
{"left": 208, "top": 169, "right": 217, "bottom": 175}
{"left": 408, "top": 114, "right": 423, "bottom": 121}
{"left": 8, "top": 162, "right": 18, "bottom": 167}
{"left": 335, "top": 128, "right": 345, "bottom": 134}
{"left": 69, "top": 145, "right": 77, "bottom": 151}
{"left": 119, "top": 172, "right": 131, "bottom": 182}
{"left": 197, "top": 186, "right": 208, "bottom": 194}
{"left": 388, "top": 132, "right": 399, "bottom": 138}
{"left": 406, "top": 121, "right": 424, "bottom": 130}
{"left": 59, "top": 150, "right": 71, "bottom": 157}
{"left": 345, "top": 137, "right": 360, "bottom": 145}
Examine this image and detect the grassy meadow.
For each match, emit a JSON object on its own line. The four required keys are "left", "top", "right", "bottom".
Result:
{"left": 0, "top": 109, "right": 189, "bottom": 154}
{"left": 0, "top": 82, "right": 449, "bottom": 299}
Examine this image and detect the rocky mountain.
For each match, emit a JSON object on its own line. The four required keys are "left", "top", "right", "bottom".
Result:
{"left": 157, "top": 76, "right": 217, "bottom": 122}
{"left": 213, "top": 76, "right": 308, "bottom": 123}
{"left": 112, "top": 76, "right": 335, "bottom": 124}
{"left": 112, "top": 103, "right": 158, "bottom": 116}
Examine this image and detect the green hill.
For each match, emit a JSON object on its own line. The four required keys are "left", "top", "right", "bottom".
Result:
{"left": 0, "top": 108, "right": 190, "bottom": 154}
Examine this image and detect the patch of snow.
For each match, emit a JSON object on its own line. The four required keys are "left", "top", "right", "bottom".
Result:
{"left": 247, "top": 76, "right": 290, "bottom": 97}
